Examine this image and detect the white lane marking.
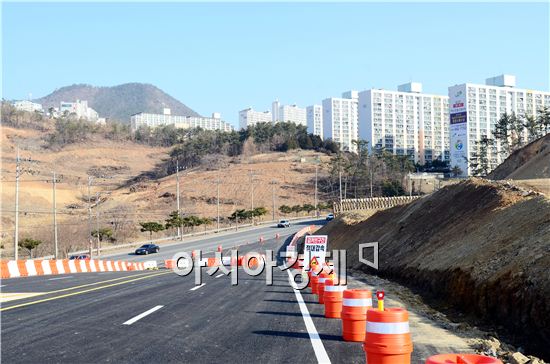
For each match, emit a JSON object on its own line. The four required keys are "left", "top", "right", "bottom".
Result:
{"left": 0, "top": 285, "right": 6, "bottom": 288}
{"left": 215, "top": 274, "right": 224, "bottom": 278}
{"left": 122, "top": 305, "right": 164, "bottom": 325}
{"left": 190, "top": 283, "right": 205, "bottom": 291}
{"left": 287, "top": 270, "right": 331, "bottom": 363}
{"left": 48, "top": 276, "right": 73, "bottom": 281}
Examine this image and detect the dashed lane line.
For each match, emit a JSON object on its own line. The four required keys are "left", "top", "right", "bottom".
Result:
{"left": 190, "top": 283, "right": 206, "bottom": 291}
{"left": 123, "top": 305, "right": 164, "bottom": 325}
{"left": 48, "top": 276, "right": 73, "bottom": 281}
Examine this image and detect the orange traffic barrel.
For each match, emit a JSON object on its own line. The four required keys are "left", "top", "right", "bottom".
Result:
{"left": 426, "top": 354, "right": 503, "bottom": 364}
{"left": 363, "top": 307, "right": 413, "bottom": 364}
{"left": 341, "top": 289, "right": 372, "bottom": 342}
{"left": 164, "top": 259, "right": 175, "bottom": 269}
{"left": 311, "top": 274, "right": 320, "bottom": 295}
{"left": 323, "top": 279, "right": 347, "bottom": 318}
{"left": 317, "top": 272, "right": 329, "bottom": 303}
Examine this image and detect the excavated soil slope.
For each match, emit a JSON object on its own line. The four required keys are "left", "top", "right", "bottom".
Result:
{"left": 319, "top": 179, "right": 550, "bottom": 359}
{"left": 489, "top": 133, "right": 550, "bottom": 180}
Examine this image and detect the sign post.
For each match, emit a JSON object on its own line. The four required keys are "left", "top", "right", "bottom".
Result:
{"left": 303, "top": 235, "right": 328, "bottom": 271}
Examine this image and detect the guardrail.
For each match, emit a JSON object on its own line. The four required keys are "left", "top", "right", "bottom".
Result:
{"left": 334, "top": 196, "right": 421, "bottom": 214}
{"left": 59, "top": 215, "right": 320, "bottom": 258}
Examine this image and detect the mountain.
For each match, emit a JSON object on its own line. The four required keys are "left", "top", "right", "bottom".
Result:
{"left": 35, "top": 83, "right": 201, "bottom": 122}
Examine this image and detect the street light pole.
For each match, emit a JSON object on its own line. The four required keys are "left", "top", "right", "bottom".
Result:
{"left": 87, "top": 176, "right": 93, "bottom": 257}
{"left": 53, "top": 171, "right": 58, "bottom": 259}
{"left": 176, "top": 160, "right": 181, "bottom": 240}
{"left": 314, "top": 165, "right": 318, "bottom": 217}
{"left": 216, "top": 176, "right": 220, "bottom": 232}
{"left": 96, "top": 192, "right": 100, "bottom": 256}
{"left": 270, "top": 180, "right": 276, "bottom": 221}
{"left": 14, "top": 148, "right": 20, "bottom": 260}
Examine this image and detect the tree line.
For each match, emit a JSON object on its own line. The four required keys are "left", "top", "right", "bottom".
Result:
{"left": 469, "top": 108, "right": 550, "bottom": 176}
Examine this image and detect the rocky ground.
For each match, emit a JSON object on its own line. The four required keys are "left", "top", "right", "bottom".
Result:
{"left": 318, "top": 178, "right": 550, "bottom": 360}
{"left": 348, "top": 270, "right": 547, "bottom": 364}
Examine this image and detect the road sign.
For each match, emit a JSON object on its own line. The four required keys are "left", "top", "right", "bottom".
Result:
{"left": 303, "top": 235, "right": 328, "bottom": 270}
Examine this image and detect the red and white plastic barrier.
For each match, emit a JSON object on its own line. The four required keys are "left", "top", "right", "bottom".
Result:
{"left": 0, "top": 259, "right": 150, "bottom": 279}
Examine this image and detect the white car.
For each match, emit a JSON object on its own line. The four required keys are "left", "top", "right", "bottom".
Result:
{"left": 326, "top": 213, "right": 335, "bottom": 221}
{"left": 277, "top": 220, "right": 290, "bottom": 228}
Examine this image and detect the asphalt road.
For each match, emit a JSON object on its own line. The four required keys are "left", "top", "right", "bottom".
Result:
{"left": 1, "top": 232, "right": 367, "bottom": 364}
{"left": 103, "top": 218, "right": 322, "bottom": 264}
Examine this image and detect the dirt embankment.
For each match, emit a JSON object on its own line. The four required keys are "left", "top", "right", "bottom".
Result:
{"left": 319, "top": 179, "right": 550, "bottom": 360}
{"left": 488, "top": 134, "right": 550, "bottom": 180}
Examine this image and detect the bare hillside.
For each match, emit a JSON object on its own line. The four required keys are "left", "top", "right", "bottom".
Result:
{"left": 1, "top": 126, "right": 326, "bottom": 257}
{"left": 35, "top": 83, "right": 200, "bottom": 122}
{"left": 489, "top": 133, "right": 550, "bottom": 180}
{"left": 319, "top": 179, "right": 550, "bottom": 360}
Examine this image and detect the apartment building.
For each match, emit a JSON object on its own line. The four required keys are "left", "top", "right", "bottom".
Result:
{"left": 271, "top": 100, "right": 306, "bottom": 126}
{"left": 306, "top": 104, "right": 323, "bottom": 139}
{"left": 13, "top": 100, "right": 43, "bottom": 113}
{"left": 449, "top": 74, "right": 550, "bottom": 176}
{"left": 60, "top": 100, "right": 99, "bottom": 121}
{"left": 131, "top": 108, "right": 233, "bottom": 132}
{"left": 322, "top": 91, "right": 359, "bottom": 153}
{"left": 358, "top": 82, "right": 449, "bottom": 164}
{"left": 238, "top": 108, "right": 272, "bottom": 129}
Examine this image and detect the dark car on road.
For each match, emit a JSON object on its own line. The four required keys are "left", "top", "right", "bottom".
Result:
{"left": 135, "top": 244, "right": 160, "bottom": 255}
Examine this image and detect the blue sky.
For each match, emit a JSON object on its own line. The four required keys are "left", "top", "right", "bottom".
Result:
{"left": 2, "top": 2, "right": 549, "bottom": 126}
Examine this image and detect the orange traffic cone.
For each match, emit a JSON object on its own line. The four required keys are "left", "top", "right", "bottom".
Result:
{"left": 341, "top": 289, "right": 372, "bottom": 342}
{"left": 323, "top": 279, "right": 347, "bottom": 318}
{"left": 317, "top": 272, "right": 329, "bottom": 303}
{"left": 363, "top": 307, "right": 413, "bottom": 364}
{"left": 310, "top": 274, "right": 320, "bottom": 295}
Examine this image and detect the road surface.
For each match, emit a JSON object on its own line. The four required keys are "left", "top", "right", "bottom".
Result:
{"left": 103, "top": 218, "right": 321, "bottom": 264}
{"left": 1, "top": 219, "right": 473, "bottom": 363}
{"left": 1, "top": 228, "right": 367, "bottom": 363}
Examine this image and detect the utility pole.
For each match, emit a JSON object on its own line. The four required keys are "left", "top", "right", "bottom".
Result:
{"left": 314, "top": 165, "right": 318, "bottom": 217}
{"left": 96, "top": 192, "right": 100, "bottom": 257}
{"left": 14, "top": 148, "right": 20, "bottom": 260}
{"left": 269, "top": 180, "right": 276, "bottom": 221}
{"left": 370, "top": 168, "right": 373, "bottom": 198}
{"left": 176, "top": 160, "right": 181, "bottom": 240}
{"left": 339, "top": 169, "right": 343, "bottom": 203}
{"left": 87, "top": 176, "right": 93, "bottom": 257}
{"left": 249, "top": 169, "right": 255, "bottom": 225}
{"left": 53, "top": 171, "right": 58, "bottom": 259}
{"left": 216, "top": 175, "right": 220, "bottom": 232}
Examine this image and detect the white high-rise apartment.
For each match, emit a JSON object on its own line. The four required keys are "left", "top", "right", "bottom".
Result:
{"left": 131, "top": 109, "right": 233, "bottom": 132}
{"left": 449, "top": 74, "right": 550, "bottom": 176}
{"left": 272, "top": 100, "right": 280, "bottom": 122}
{"left": 279, "top": 104, "right": 307, "bottom": 126}
{"left": 271, "top": 100, "right": 307, "bottom": 126}
{"left": 358, "top": 82, "right": 449, "bottom": 164}
{"left": 322, "top": 91, "right": 359, "bottom": 152}
{"left": 307, "top": 105, "right": 323, "bottom": 139}
{"left": 238, "top": 108, "right": 272, "bottom": 129}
